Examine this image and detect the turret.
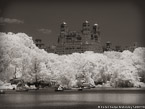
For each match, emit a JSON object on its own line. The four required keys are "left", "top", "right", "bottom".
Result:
{"left": 93, "top": 23, "right": 100, "bottom": 35}
{"left": 106, "top": 41, "right": 111, "bottom": 48}
{"left": 82, "top": 20, "right": 90, "bottom": 34}
{"left": 104, "top": 41, "right": 112, "bottom": 51}
{"left": 91, "top": 23, "right": 100, "bottom": 42}
{"left": 58, "top": 22, "right": 68, "bottom": 45}
{"left": 60, "top": 22, "right": 68, "bottom": 32}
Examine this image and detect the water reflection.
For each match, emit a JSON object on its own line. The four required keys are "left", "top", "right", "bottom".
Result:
{"left": 0, "top": 90, "right": 145, "bottom": 108}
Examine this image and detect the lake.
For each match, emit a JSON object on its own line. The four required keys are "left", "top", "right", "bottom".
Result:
{"left": 0, "top": 88, "right": 145, "bottom": 109}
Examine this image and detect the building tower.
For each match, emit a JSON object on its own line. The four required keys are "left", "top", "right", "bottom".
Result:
{"left": 82, "top": 20, "right": 91, "bottom": 44}
{"left": 82, "top": 20, "right": 90, "bottom": 33}
{"left": 58, "top": 22, "right": 68, "bottom": 45}
{"left": 35, "top": 39, "right": 45, "bottom": 49}
{"left": 91, "top": 23, "right": 100, "bottom": 42}
{"left": 60, "top": 22, "right": 68, "bottom": 32}
{"left": 105, "top": 41, "right": 112, "bottom": 51}
{"left": 106, "top": 41, "right": 111, "bottom": 48}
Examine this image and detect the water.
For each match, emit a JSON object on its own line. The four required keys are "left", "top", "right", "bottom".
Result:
{"left": 0, "top": 88, "right": 145, "bottom": 109}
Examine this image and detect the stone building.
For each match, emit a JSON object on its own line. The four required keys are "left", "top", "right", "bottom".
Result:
{"left": 103, "top": 41, "right": 113, "bottom": 51}
{"left": 115, "top": 45, "right": 122, "bottom": 52}
{"left": 35, "top": 39, "right": 45, "bottom": 49}
{"left": 55, "top": 21, "right": 103, "bottom": 54}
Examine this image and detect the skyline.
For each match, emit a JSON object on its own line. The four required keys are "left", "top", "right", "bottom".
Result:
{"left": 0, "top": 0, "right": 145, "bottom": 47}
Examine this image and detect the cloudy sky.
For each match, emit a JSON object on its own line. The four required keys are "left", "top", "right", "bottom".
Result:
{"left": 0, "top": 0, "right": 145, "bottom": 47}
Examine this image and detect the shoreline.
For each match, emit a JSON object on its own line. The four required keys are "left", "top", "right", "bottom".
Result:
{"left": 2, "top": 87, "right": 145, "bottom": 94}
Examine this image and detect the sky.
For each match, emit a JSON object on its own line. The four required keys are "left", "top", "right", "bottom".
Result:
{"left": 0, "top": 0, "right": 145, "bottom": 48}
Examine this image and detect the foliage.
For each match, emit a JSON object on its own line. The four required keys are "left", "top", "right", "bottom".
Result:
{"left": 0, "top": 32, "right": 145, "bottom": 88}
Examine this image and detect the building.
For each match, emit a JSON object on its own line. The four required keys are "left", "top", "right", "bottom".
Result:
{"left": 103, "top": 41, "right": 113, "bottom": 51}
{"left": 35, "top": 39, "right": 45, "bottom": 49}
{"left": 45, "top": 45, "right": 56, "bottom": 53}
{"left": 35, "top": 21, "right": 138, "bottom": 54}
{"left": 55, "top": 21, "right": 103, "bottom": 54}
{"left": 124, "top": 42, "right": 138, "bottom": 52}
{"left": 115, "top": 45, "right": 122, "bottom": 52}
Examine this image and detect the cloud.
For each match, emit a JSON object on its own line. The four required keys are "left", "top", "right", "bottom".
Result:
{"left": 0, "top": 17, "right": 24, "bottom": 24}
{"left": 38, "top": 28, "right": 52, "bottom": 34}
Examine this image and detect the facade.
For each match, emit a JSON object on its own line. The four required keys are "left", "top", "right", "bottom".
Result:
{"left": 115, "top": 45, "right": 122, "bottom": 52}
{"left": 35, "top": 21, "right": 138, "bottom": 54}
{"left": 103, "top": 41, "right": 113, "bottom": 51}
{"left": 55, "top": 21, "right": 103, "bottom": 54}
{"left": 46, "top": 45, "right": 56, "bottom": 53}
{"left": 35, "top": 39, "right": 45, "bottom": 49}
